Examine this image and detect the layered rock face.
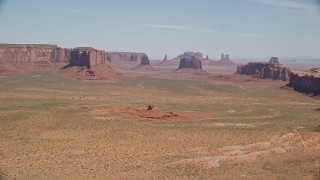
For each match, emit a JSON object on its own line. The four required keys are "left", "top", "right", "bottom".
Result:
{"left": 107, "top": 52, "right": 148, "bottom": 64}
{"left": 0, "top": 44, "right": 119, "bottom": 80}
{"left": 64, "top": 47, "right": 119, "bottom": 80}
{"left": 179, "top": 56, "right": 202, "bottom": 69}
{"left": 0, "top": 44, "right": 70, "bottom": 63}
{"left": 70, "top": 47, "right": 107, "bottom": 68}
{"left": 176, "top": 51, "right": 203, "bottom": 60}
{"left": 287, "top": 69, "right": 320, "bottom": 96}
{"left": 237, "top": 58, "right": 291, "bottom": 81}
{"left": 140, "top": 55, "right": 150, "bottom": 65}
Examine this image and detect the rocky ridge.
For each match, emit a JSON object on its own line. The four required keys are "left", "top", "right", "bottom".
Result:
{"left": 0, "top": 44, "right": 70, "bottom": 63}
{"left": 286, "top": 68, "right": 320, "bottom": 96}
{"left": 237, "top": 58, "right": 291, "bottom": 81}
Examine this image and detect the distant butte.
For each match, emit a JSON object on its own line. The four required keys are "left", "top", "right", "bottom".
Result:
{"left": 161, "top": 54, "right": 169, "bottom": 65}
{"left": 212, "top": 53, "right": 237, "bottom": 66}
{"left": 179, "top": 56, "right": 203, "bottom": 69}
{"left": 131, "top": 54, "right": 154, "bottom": 71}
{"left": 107, "top": 52, "right": 149, "bottom": 67}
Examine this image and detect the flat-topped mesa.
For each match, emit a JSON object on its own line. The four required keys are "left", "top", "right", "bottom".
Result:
{"left": 236, "top": 57, "right": 291, "bottom": 81}
{"left": 106, "top": 52, "right": 148, "bottom": 65}
{"left": 64, "top": 47, "right": 119, "bottom": 80}
{"left": 286, "top": 68, "right": 320, "bottom": 96}
{"left": 179, "top": 56, "right": 202, "bottom": 69}
{"left": 69, "top": 47, "right": 107, "bottom": 68}
{"left": 0, "top": 44, "right": 70, "bottom": 63}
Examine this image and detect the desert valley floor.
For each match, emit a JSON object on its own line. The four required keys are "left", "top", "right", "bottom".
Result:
{"left": 0, "top": 67, "right": 319, "bottom": 179}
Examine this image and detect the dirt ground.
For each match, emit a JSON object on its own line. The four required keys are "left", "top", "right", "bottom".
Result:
{"left": 0, "top": 65, "right": 319, "bottom": 179}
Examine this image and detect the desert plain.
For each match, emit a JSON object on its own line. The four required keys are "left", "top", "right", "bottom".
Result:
{"left": 0, "top": 65, "right": 319, "bottom": 179}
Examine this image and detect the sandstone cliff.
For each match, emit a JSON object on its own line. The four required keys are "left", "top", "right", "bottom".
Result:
{"left": 0, "top": 44, "right": 119, "bottom": 80}
{"left": 140, "top": 54, "right": 150, "bottom": 65}
{"left": 0, "top": 44, "right": 70, "bottom": 63}
{"left": 179, "top": 56, "right": 202, "bottom": 69}
{"left": 176, "top": 51, "right": 203, "bottom": 60}
{"left": 107, "top": 52, "right": 148, "bottom": 65}
{"left": 0, "top": 44, "right": 71, "bottom": 76}
{"left": 70, "top": 47, "right": 107, "bottom": 68}
{"left": 287, "top": 69, "right": 320, "bottom": 96}
{"left": 64, "top": 47, "right": 119, "bottom": 80}
{"left": 237, "top": 58, "right": 291, "bottom": 81}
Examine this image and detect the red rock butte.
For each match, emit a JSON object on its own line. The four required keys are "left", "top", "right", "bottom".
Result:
{"left": 179, "top": 56, "right": 203, "bottom": 69}
{"left": 70, "top": 47, "right": 107, "bottom": 68}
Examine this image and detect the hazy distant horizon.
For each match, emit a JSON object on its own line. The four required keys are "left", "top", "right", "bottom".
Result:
{"left": 0, "top": 0, "right": 320, "bottom": 59}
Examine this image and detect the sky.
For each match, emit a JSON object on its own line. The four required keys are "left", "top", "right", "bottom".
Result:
{"left": 0, "top": 0, "right": 320, "bottom": 60}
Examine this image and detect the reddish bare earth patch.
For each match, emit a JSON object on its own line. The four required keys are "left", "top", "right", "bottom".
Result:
{"left": 61, "top": 64, "right": 120, "bottom": 80}
{"left": 72, "top": 106, "right": 208, "bottom": 123}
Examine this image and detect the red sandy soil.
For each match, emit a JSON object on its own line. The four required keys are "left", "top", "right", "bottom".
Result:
{"left": 131, "top": 65, "right": 155, "bottom": 71}
{"left": 0, "top": 61, "right": 67, "bottom": 76}
{"left": 174, "top": 68, "right": 209, "bottom": 75}
{"left": 0, "top": 62, "right": 120, "bottom": 81}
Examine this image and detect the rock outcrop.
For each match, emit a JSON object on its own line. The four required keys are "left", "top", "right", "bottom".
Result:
{"left": 70, "top": 47, "right": 107, "bottom": 68}
{"left": 161, "top": 54, "right": 169, "bottom": 64}
{"left": 212, "top": 53, "right": 237, "bottom": 66}
{"left": 0, "top": 44, "right": 70, "bottom": 63}
{"left": 269, "top": 57, "right": 279, "bottom": 64}
{"left": 175, "top": 51, "right": 203, "bottom": 60}
{"left": 286, "top": 68, "right": 320, "bottom": 96}
{"left": 0, "top": 44, "right": 71, "bottom": 76}
{"left": 107, "top": 52, "right": 148, "bottom": 65}
{"left": 64, "top": 47, "right": 119, "bottom": 80}
{"left": 179, "top": 56, "right": 202, "bottom": 69}
{"left": 140, "top": 54, "right": 150, "bottom": 65}
{"left": 131, "top": 54, "right": 154, "bottom": 71}
{"left": 0, "top": 44, "right": 119, "bottom": 80}
{"left": 237, "top": 58, "right": 291, "bottom": 81}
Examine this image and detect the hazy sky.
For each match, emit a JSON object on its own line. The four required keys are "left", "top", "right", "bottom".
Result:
{"left": 0, "top": 0, "right": 320, "bottom": 59}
